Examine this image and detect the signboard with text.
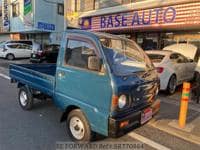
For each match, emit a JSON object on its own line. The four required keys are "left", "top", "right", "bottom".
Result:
{"left": 2, "top": 0, "right": 9, "bottom": 32}
{"left": 38, "top": 22, "right": 55, "bottom": 31}
{"left": 81, "top": 2, "right": 200, "bottom": 31}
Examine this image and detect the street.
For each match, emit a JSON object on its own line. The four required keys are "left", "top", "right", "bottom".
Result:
{"left": 0, "top": 59, "right": 200, "bottom": 150}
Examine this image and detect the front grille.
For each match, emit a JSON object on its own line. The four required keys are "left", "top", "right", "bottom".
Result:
{"left": 131, "top": 82, "right": 157, "bottom": 108}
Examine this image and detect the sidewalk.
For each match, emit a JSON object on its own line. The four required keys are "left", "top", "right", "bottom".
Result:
{"left": 148, "top": 93, "right": 200, "bottom": 145}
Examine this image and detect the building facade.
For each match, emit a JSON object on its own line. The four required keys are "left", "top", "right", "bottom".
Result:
{"left": 65, "top": 0, "right": 200, "bottom": 53}
{"left": 0, "top": 0, "right": 64, "bottom": 45}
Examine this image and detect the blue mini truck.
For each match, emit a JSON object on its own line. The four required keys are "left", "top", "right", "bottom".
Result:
{"left": 10, "top": 30, "right": 160, "bottom": 142}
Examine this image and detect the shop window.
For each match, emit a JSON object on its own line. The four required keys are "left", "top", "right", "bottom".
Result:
{"left": 57, "top": 3, "right": 64, "bottom": 15}
{"left": 12, "top": 3, "right": 19, "bottom": 17}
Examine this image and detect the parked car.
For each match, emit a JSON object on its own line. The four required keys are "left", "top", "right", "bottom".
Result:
{"left": 5, "top": 40, "right": 41, "bottom": 52}
{"left": 146, "top": 50, "right": 197, "bottom": 94}
{"left": 0, "top": 43, "right": 33, "bottom": 60}
{"left": 9, "top": 30, "right": 160, "bottom": 142}
{"left": 30, "top": 44, "right": 60, "bottom": 63}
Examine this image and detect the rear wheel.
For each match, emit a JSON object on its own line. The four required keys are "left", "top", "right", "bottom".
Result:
{"left": 6, "top": 54, "right": 15, "bottom": 60}
{"left": 18, "top": 86, "right": 33, "bottom": 110}
{"left": 66, "top": 109, "right": 92, "bottom": 142}
{"left": 167, "top": 75, "right": 177, "bottom": 94}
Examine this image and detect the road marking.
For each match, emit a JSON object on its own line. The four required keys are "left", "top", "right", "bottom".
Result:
{"left": 0, "top": 73, "right": 10, "bottom": 80}
{"left": 148, "top": 121, "right": 200, "bottom": 145}
{"left": 128, "top": 132, "right": 171, "bottom": 150}
{"left": 161, "top": 99, "right": 200, "bottom": 113}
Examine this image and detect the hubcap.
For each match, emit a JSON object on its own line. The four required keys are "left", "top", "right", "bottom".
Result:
{"left": 8, "top": 55, "right": 13, "bottom": 60}
{"left": 20, "top": 91, "right": 28, "bottom": 106}
{"left": 69, "top": 116, "right": 85, "bottom": 140}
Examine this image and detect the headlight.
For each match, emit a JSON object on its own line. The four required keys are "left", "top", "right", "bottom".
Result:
{"left": 118, "top": 95, "right": 127, "bottom": 109}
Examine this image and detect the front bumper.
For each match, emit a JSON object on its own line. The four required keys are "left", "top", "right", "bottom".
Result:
{"left": 108, "top": 99, "right": 160, "bottom": 138}
{"left": 30, "top": 57, "right": 42, "bottom": 63}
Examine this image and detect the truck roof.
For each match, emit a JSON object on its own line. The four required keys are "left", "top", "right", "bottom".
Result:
{"left": 66, "top": 29, "right": 131, "bottom": 41}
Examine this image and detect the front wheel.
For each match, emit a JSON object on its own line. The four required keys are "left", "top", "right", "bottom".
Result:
{"left": 6, "top": 54, "right": 15, "bottom": 60}
{"left": 66, "top": 109, "right": 92, "bottom": 142}
{"left": 167, "top": 75, "right": 177, "bottom": 94}
{"left": 18, "top": 86, "right": 33, "bottom": 110}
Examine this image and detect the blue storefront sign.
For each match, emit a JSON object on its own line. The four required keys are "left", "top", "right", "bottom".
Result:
{"left": 37, "top": 22, "right": 55, "bottom": 31}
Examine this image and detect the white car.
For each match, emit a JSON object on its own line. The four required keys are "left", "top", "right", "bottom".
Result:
{"left": 0, "top": 43, "right": 33, "bottom": 60}
{"left": 146, "top": 50, "right": 197, "bottom": 94}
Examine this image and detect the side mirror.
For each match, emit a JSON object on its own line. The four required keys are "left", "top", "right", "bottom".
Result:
{"left": 88, "top": 56, "right": 102, "bottom": 72}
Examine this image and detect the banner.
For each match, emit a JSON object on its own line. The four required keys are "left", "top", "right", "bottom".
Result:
{"left": 2, "top": 0, "right": 9, "bottom": 32}
{"left": 81, "top": 2, "right": 200, "bottom": 31}
{"left": 24, "top": 0, "right": 33, "bottom": 27}
{"left": 24, "top": 0, "right": 32, "bottom": 15}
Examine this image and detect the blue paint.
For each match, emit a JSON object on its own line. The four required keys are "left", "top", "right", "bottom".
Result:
{"left": 142, "top": 10, "right": 151, "bottom": 25}
{"left": 114, "top": 15, "right": 121, "bottom": 27}
{"left": 100, "top": 16, "right": 106, "bottom": 28}
{"left": 122, "top": 15, "right": 128, "bottom": 26}
{"left": 38, "top": 22, "right": 55, "bottom": 31}
{"left": 107, "top": 16, "right": 113, "bottom": 28}
{"left": 154, "top": 8, "right": 162, "bottom": 23}
{"left": 163, "top": 7, "right": 176, "bottom": 23}
{"left": 132, "top": 12, "right": 140, "bottom": 25}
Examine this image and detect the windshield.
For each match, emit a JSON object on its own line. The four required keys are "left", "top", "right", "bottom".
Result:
{"left": 99, "top": 36, "right": 153, "bottom": 76}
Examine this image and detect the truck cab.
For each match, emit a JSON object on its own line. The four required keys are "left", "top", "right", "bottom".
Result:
{"left": 10, "top": 30, "right": 160, "bottom": 142}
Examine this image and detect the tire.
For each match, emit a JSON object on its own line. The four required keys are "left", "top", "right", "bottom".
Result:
{"left": 193, "top": 71, "right": 200, "bottom": 83}
{"left": 167, "top": 75, "right": 177, "bottom": 94}
{"left": 6, "top": 54, "right": 15, "bottom": 60}
{"left": 18, "top": 86, "right": 33, "bottom": 110}
{"left": 66, "top": 109, "right": 92, "bottom": 142}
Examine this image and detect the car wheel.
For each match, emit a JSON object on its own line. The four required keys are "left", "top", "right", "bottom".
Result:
{"left": 193, "top": 71, "right": 200, "bottom": 82}
{"left": 18, "top": 86, "right": 33, "bottom": 110}
{"left": 167, "top": 75, "right": 177, "bottom": 94}
{"left": 6, "top": 54, "right": 15, "bottom": 60}
{"left": 66, "top": 109, "right": 92, "bottom": 142}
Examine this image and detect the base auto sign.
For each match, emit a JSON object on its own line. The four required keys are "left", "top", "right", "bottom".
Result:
{"left": 81, "top": 2, "right": 200, "bottom": 31}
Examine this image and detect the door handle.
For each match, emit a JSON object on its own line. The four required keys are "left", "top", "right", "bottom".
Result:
{"left": 58, "top": 71, "right": 65, "bottom": 78}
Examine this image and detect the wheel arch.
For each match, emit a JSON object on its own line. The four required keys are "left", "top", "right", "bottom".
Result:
{"left": 60, "top": 105, "right": 80, "bottom": 122}
{"left": 6, "top": 53, "right": 15, "bottom": 59}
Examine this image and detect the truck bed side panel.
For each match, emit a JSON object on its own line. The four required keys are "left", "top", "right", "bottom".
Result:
{"left": 9, "top": 64, "right": 56, "bottom": 96}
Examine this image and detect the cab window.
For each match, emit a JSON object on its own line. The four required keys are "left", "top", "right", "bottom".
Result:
{"left": 65, "top": 39, "right": 98, "bottom": 71}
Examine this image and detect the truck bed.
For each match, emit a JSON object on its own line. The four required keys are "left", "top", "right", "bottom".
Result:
{"left": 9, "top": 64, "right": 56, "bottom": 96}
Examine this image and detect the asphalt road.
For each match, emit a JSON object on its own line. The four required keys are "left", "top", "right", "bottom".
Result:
{"left": 0, "top": 58, "right": 200, "bottom": 150}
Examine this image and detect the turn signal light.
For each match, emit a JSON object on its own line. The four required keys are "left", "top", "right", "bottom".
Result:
{"left": 120, "top": 120, "right": 129, "bottom": 128}
{"left": 156, "top": 67, "right": 164, "bottom": 74}
{"left": 111, "top": 95, "right": 118, "bottom": 109}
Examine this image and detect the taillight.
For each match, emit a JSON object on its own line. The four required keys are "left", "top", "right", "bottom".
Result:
{"left": 156, "top": 67, "right": 164, "bottom": 73}
{"left": 37, "top": 51, "right": 44, "bottom": 56}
